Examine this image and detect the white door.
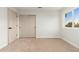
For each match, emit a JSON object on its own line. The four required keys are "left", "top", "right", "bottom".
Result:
{"left": 8, "top": 9, "right": 17, "bottom": 43}
{"left": 19, "top": 15, "right": 36, "bottom": 38}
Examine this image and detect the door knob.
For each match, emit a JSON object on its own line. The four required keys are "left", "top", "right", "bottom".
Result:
{"left": 8, "top": 27, "right": 12, "bottom": 29}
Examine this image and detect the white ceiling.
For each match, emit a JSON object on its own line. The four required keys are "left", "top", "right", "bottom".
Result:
{"left": 15, "top": 7, "right": 63, "bottom": 12}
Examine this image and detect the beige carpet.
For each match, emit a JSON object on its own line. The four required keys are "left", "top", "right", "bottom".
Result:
{"left": 0, "top": 38, "right": 79, "bottom": 52}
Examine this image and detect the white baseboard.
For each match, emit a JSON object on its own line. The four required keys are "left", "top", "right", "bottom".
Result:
{"left": 61, "top": 37, "right": 79, "bottom": 48}
{"left": 36, "top": 36, "right": 60, "bottom": 38}
{"left": 0, "top": 43, "right": 8, "bottom": 49}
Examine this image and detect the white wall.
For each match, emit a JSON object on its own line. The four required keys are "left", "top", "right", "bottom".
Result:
{"left": 0, "top": 7, "right": 8, "bottom": 48}
{"left": 19, "top": 10, "right": 61, "bottom": 38}
{"left": 36, "top": 12, "right": 60, "bottom": 38}
{"left": 61, "top": 7, "right": 79, "bottom": 48}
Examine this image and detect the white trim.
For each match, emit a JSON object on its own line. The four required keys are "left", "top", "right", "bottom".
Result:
{"left": 0, "top": 43, "right": 8, "bottom": 49}
{"left": 36, "top": 36, "right": 61, "bottom": 38}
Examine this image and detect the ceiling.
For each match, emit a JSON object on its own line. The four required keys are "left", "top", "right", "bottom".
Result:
{"left": 15, "top": 7, "right": 63, "bottom": 12}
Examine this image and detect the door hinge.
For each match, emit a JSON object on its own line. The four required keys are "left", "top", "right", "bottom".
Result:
{"left": 16, "top": 34, "right": 18, "bottom": 36}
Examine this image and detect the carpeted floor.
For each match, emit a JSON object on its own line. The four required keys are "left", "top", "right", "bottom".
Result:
{"left": 0, "top": 38, "right": 79, "bottom": 52}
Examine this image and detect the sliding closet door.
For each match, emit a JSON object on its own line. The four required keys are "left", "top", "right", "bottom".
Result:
{"left": 19, "top": 15, "right": 36, "bottom": 38}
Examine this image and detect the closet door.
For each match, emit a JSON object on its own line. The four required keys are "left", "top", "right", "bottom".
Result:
{"left": 19, "top": 15, "right": 36, "bottom": 38}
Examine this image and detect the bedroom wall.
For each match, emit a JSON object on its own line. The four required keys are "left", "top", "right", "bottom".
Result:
{"left": 19, "top": 10, "right": 61, "bottom": 38}
{"left": 0, "top": 7, "right": 8, "bottom": 48}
